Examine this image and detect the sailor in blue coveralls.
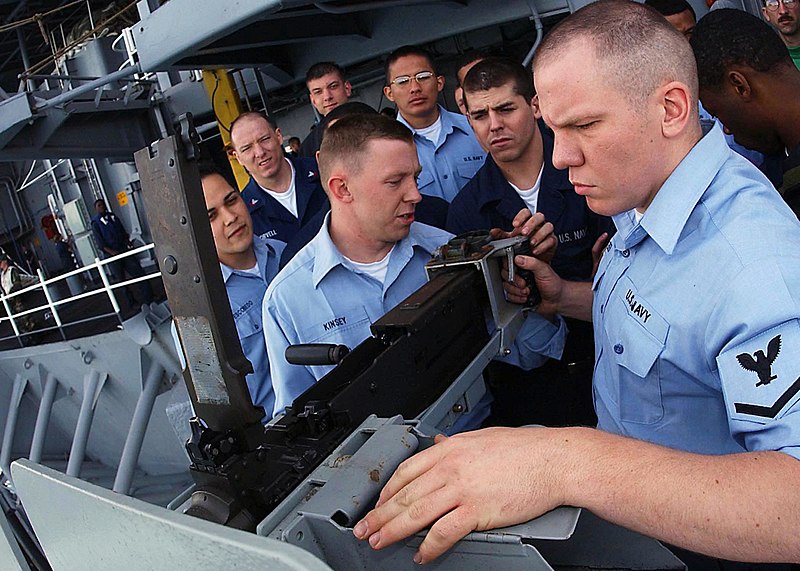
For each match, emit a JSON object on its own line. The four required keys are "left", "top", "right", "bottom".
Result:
{"left": 228, "top": 111, "right": 328, "bottom": 254}
{"left": 90, "top": 199, "right": 153, "bottom": 307}
{"left": 355, "top": 3, "right": 800, "bottom": 566}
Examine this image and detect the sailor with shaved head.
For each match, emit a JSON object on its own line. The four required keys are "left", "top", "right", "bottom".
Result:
{"left": 354, "top": 1, "right": 800, "bottom": 566}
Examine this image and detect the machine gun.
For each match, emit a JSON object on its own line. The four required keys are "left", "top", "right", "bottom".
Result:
{"left": 135, "top": 121, "right": 534, "bottom": 530}
{"left": 119, "top": 123, "right": 684, "bottom": 570}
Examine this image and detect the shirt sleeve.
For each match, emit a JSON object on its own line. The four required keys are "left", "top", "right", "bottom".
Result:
{"left": 711, "top": 260, "right": 800, "bottom": 460}
{"left": 262, "top": 287, "right": 318, "bottom": 418}
{"left": 497, "top": 311, "right": 567, "bottom": 371}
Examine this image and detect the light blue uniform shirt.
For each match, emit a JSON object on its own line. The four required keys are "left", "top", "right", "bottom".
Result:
{"left": 593, "top": 125, "right": 800, "bottom": 459}
{"left": 263, "top": 216, "right": 566, "bottom": 425}
{"left": 397, "top": 106, "right": 485, "bottom": 202}
{"left": 221, "top": 235, "right": 285, "bottom": 418}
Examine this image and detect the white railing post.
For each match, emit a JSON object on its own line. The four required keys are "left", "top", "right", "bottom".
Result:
{"left": 0, "top": 293, "right": 23, "bottom": 347}
{"left": 37, "top": 268, "right": 65, "bottom": 340}
{"left": 95, "top": 257, "right": 122, "bottom": 321}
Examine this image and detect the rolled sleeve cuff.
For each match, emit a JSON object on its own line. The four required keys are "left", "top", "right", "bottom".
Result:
{"left": 498, "top": 312, "right": 567, "bottom": 371}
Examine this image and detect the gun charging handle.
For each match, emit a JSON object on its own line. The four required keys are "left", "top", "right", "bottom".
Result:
{"left": 286, "top": 344, "right": 350, "bottom": 366}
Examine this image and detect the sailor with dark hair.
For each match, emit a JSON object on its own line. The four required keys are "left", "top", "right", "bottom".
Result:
{"left": 90, "top": 198, "right": 154, "bottom": 307}
{"left": 198, "top": 164, "right": 285, "bottom": 418}
{"left": 691, "top": 8, "right": 800, "bottom": 214}
{"left": 447, "top": 56, "right": 613, "bottom": 428}
{"left": 299, "top": 61, "right": 353, "bottom": 157}
{"left": 384, "top": 45, "right": 486, "bottom": 203}
{"left": 760, "top": 0, "right": 800, "bottom": 69}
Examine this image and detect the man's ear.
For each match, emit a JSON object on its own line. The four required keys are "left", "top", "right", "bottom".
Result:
{"left": 436, "top": 75, "right": 445, "bottom": 93}
{"left": 345, "top": 81, "right": 353, "bottom": 97}
{"left": 327, "top": 175, "right": 353, "bottom": 203}
{"left": 660, "top": 81, "right": 693, "bottom": 139}
{"left": 727, "top": 70, "right": 753, "bottom": 100}
{"left": 384, "top": 85, "right": 395, "bottom": 103}
{"left": 531, "top": 94, "right": 542, "bottom": 119}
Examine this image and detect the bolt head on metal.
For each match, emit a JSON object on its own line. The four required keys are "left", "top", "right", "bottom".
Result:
{"left": 164, "top": 255, "right": 178, "bottom": 274}
{"left": 503, "top": 348, "right": 511, "bottom": 356}
{"left": 193, "top": 275, "right": 201, "bottom": 283}
{"left": 179, "top": 216, "right": 187, "bottom": 225}
{"left": 168, "top": 158, "right": 175, "bottom": 167}
{"left": 451, "top": 403, "right": 464, "bottom": 413}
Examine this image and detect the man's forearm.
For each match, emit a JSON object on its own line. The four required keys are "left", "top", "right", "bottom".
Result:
{"left": 539, "top": 280, "right": 593, "bottom": 322}
{"left": 562, "top": 428, "right": 800, "bottom": 563}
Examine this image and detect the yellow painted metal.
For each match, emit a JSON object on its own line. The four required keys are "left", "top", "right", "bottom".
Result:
{"left": 202, "top": 69, "right": 250, "bottom": 190}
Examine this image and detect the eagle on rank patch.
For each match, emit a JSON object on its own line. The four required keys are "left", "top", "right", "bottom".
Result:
{"left": 718, "top": 325, "right": 800, "bottom": 423}
{"left": 736, "top": 334, "right": 781, "bottom": 387}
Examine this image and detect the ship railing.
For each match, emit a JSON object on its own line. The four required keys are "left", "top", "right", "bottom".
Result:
{"left": 0, "top": 243, "right": 162, "bottom": 347}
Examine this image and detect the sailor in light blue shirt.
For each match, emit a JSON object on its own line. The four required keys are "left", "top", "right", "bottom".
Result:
{"left": 396, "top": 106, "right": 485, "bottom": 203}
{"left": 221, "top": 235, "right": 284, "bottom": 415}
{"left": 593, "top": 124, "right": 800, "bottom": 458}
{"left": 384, "top": 46, "right": 485, "bottom": 203}
{"left": 201, "top": 170, "right": 285, "bottom": 418}
{"left": 354, "top": 8, "right": 800, "bottom": 562}
{"left": 262, "top": 114, "right": 565, "bottom": 429}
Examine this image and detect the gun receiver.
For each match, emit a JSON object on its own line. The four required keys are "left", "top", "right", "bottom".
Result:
{"left": 135, "top": 130, "right": 528, "bottom": 531}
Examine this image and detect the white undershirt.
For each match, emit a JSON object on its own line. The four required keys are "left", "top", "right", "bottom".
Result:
{"left": 634, "top": 209, "right": 644, "bottom": 224}
{"left": 241, "top": 263, "right": 260, "bottom": 277}
{"left": 508, "top": 164, "right": 544, "bottom": 214}
{"left": 345, "top": 246, "right": 395, "bottom": 284}
{"left": 415, "top": 115, "right": 443, "bottom": 145}
{"left": 259, "top": 158, "right": 298, "bottom": 217}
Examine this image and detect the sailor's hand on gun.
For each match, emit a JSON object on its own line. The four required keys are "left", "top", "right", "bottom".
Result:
{"left": 496, "top": 209, "right": 556, "bottom": 305}
{"left": 491, "top": 208, "right": 556, "bottom": 263}
{"left": 353, "top": 426, "right": 574, "bottom": 564}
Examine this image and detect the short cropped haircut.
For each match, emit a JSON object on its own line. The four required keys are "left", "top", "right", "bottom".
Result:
{"left": 690, "top": 9, "right": 793, "bottom": 91}
{"left": 229, "top": 111, "right": 278, "bottom": 147}
{"left": 534, "top": 0, "right": 698, "bottom": 108}
{"left": 318, "top": 114, "right": 413, "bottom": 183}
{"left": 305, "top": 62, "right": 346, "bottom": 85}
{"left": 385, "top": 45, "right": 438, "bottom": 84}
{"left": 454, "top": 49, "right": 491, "bottom": 85}
{"left": 644, "top": 0, "right": 696, "bottom": 19}
{"left": 462, "top": 57, "right": 535, "bottom": 111}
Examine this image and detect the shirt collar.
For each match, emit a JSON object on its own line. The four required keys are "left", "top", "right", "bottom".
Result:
{"left": 219, "top": 235, "right": 278, "bottom": 283}
{"left": 612, "top": 123, "right": 730, "bottom": 255}
{"left": 310, "top": 212, "right": 446, "bottom": 288}
{"left": 397, "top": 105, "right": 470, "bottom": 139}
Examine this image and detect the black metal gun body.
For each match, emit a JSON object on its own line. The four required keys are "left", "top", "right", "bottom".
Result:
{"left": 135, "top": 128, "right": 509, "bottom": 532}
{"left": 182, "top": 267, "right": 490, "bottom": 529}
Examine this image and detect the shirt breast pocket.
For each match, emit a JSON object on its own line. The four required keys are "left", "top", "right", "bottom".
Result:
{"left": 233, "top": 304, "right": 261, "bottom": 339}
{"left": 456, "top": 162, "right": 480, "bottom": 186}
{"left": 417, "top": 170, "right": 436, "bottom": 194}
{"left": 603, "top": 288, "right": 669, "bottom": 425}
{"left": 299, "top": 305, "right": 372, "bottom": 350}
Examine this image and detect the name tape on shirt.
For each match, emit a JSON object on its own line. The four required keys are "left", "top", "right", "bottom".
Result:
{"left": 232, "top": 300, "right": 254, "bottom": 321}
{"left": 718, "top": 322, "right": 800, "bottom": 423}
{"left": 322, "top": 316, "right": 347, "bottom": 332}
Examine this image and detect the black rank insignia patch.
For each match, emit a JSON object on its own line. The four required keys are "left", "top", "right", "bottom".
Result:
{"left": 719, "top": 327, "right": 800, "bottom": 422}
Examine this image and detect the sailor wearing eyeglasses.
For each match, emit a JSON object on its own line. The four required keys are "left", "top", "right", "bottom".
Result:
{"left": 761, "top": 0, "right": 800, "bottom": 69}
{"left": 383, "top": 45, "right": 486, "bottom": 203}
